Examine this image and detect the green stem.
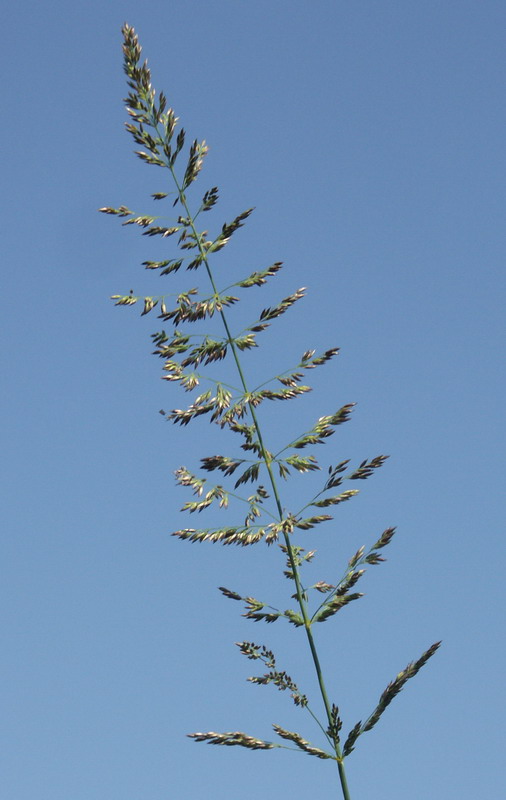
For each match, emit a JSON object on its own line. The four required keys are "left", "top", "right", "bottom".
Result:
{"left": 167, "top": 161, "right": 352, "bottom": 800}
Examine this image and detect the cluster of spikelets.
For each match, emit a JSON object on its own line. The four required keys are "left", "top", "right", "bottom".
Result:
{"left": 101, "top": 24, "right": 440, "bottom": 792}
{"left": 188, "top": 639, "right": 440, "bottom": 760}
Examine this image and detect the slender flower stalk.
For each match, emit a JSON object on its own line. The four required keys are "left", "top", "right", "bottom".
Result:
{"left": 179, "top": 176, "right": 352, "bottom": 794}
{"left": 100, "top": 24, "right": 440, "bottom": 799}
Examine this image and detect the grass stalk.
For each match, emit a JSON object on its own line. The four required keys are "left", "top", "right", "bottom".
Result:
{"left": 171, "top": 166, "right": 352, "bottom": 798}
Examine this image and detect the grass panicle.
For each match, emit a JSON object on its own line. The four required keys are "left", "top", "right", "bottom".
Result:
{"left": 101, "top": 23, "right": 441, "bottom": 799}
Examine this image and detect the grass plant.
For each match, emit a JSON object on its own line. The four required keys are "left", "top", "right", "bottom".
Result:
{"left": 100, "top": 24, "right": 441, "bottom": 798}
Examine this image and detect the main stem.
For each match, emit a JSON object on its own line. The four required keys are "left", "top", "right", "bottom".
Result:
{"left": 172, "top": 170, "right": 352, "bottom": 800}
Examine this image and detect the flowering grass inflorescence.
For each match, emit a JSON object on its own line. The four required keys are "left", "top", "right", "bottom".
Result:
{"left": 100, "top": 24, "right": 440, "bottom": 798}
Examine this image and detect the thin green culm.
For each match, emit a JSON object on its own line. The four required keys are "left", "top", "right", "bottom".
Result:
{"left": 100, "top": 24, "right": 441, "bottom": 799}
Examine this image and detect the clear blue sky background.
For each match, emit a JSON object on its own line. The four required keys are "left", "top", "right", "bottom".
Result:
{"left": 2, "top": 2, "right": 504, "bottom": 798}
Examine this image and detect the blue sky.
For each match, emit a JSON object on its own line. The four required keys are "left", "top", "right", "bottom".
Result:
{"left": 2, "top": 1, "right": 505, "bottom": 798}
